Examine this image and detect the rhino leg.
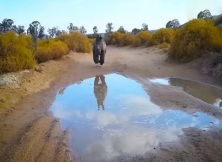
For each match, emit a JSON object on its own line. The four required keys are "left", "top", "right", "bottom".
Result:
{"left": 93, "top": 49, "right": 99, "bottom": 64}
{"left": 100, "top": 50, "right": 105, "bottom": 65}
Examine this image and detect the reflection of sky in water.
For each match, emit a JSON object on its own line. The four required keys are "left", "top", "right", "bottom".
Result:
{"left": 50, "top": 74, "right": 222, "bottom": 162}
{"left": 150, "top": 77, "right": 222, "bottom": 109}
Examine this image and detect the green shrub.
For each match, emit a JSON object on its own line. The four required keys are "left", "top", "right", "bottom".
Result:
{"left": 169, "top": 19, "right": 222, "bottom": 62}
{"left": 56, "top": 31, "right": 91, "bottom": 53}
{"left": 152, "top": 28, "right": 175, "bottom": 44}
{"left": 35, "top": 39, "right": 69, "bottom": 63}
{"left": 0, "top": 31, "right": 35, "bottom": 74}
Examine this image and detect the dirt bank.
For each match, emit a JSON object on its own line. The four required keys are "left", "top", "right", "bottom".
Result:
{"left": 0, "top": 46, "right": 222, "bottom": 162}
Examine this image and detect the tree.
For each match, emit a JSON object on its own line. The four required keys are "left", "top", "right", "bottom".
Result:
{"left": 48, "top": 27, "right": 57, "bottom": 38}
{"left": 56, "top": 29, "right": 62, "bottom": 37}
{"left": 197, "top": 9, "right": 212, "bottom": 19}
{"left": 38, "top": 26, "right": 45, "bottom": 39}
{"left": 131, "top": 28, "right": 141, "bottom": 35}
{"left": 79, "top": 26, "right": 87, "bottom": 34}
{"left": 17, "top": 25, "right": 25, "bottom": 35}
{"left": 117, "top": 26, "right": 126, "bottom": 33}
{"left": 142, "top": 23, "right": 148, "bottom": 31}
{"left": 93, "top": 26, "right": 98, "bottom": 34}
{"left": 166, "top": 21, "right": 172, "bottom": 28}
{"left": 105, "top": 23, "right": 113, "bottom": 33}
{"left": 166, "top": 19, "right": 180, "bottom": 28}
{"left": 27, "top": 21, "right": 42, "bottom": 40}
{"left": 67, "top": 23, "right": 79, "bottom": 32}
{"left": 12, "top": 25, "right": 18, "bottom": 33}
{"left": 0, "top": 18, "right": 14, "bottom": 33}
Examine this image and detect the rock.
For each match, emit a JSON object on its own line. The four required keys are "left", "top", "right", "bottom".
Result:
{"left": 62, "top": 141, "right": 67, "bottom": 147}
{"left": 0, "top": 74, "right": 20, "bottom": 88}
{"left": 212, "top": 63, "right": 222, "bottom": 77}
{"left": 35, "top": 65, "right": 43, "bottom": 73}
{"left": 0, "top": 98, "right": 5, "bottom": 103}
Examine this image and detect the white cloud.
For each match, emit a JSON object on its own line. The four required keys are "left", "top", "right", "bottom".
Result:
{"left": 79, "top": 125, "right": 182, "bottom": 161}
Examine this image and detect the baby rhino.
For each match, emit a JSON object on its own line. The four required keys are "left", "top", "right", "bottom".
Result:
{"left": 93, "top": 35, "right": 106, "bottom": 65}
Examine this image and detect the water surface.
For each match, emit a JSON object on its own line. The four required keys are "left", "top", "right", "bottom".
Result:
{"left": 150, "top": 77, "right": 222, "bottom": 108}
{"left": 50, "top": 74, "right": 222, "bottom": 162}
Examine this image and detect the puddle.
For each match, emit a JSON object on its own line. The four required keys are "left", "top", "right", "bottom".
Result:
{"left": 150, "top": 78, "right": 222, "bottom": 109}
{"left": 50, "top": 74, "right": 222, "bottom": 162}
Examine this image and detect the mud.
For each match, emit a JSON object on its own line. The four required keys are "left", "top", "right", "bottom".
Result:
{"left": 0, "top": 46, "right": 222, "bottom": 162}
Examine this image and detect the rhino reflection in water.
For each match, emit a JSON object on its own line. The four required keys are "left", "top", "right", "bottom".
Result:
{"left": 94, "top": 75, "right": 107, "bottom": 110}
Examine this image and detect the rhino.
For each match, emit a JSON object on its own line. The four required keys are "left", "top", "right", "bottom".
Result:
{"left": 93, "top": 35, "right": 107, "bottom": 65}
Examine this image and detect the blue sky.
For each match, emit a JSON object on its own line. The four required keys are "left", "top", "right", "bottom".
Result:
{"left": 0, "top": 0, "right": 221, "bottom": 34}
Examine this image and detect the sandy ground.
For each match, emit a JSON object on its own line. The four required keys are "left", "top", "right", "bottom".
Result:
{"left": 0, "top": 45, "right": 222, "bottom": 162}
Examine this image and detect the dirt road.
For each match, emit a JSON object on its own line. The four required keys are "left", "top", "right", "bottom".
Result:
{"left": 0, "top": 46, "right": 222, "bottom": 162}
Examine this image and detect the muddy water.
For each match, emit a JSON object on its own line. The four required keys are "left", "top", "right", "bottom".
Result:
{"left": 50, "top": 74, "right": 222, "bottom": 162}
{"left": 150, "top": 78, "right": 222, "bottom": 108}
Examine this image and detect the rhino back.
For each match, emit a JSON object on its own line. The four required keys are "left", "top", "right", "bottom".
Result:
{"left": 93, "top": 38, "right": 106, "bottom": 51}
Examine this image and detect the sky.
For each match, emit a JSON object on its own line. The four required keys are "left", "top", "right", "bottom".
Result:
{"left": 0, "top": 0, "right": 221, "bottom": 34}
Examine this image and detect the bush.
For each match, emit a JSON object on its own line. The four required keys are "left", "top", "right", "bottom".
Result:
{"left": 111, "top": 32, "right": 122, "bottom": 45}
{"left": 135, "top": 31, "right": 152, "bottom": 44}
{"left": 146, "top": 38, "right": 159, "bottom": 47}
{"left": 152, "top": 28, "right": 175, "bottom": 44}
{"left": 88, "top": 38, "right": 95, "bottom": 44}
{"left": 35, "top": 39, "right": 69, "bottom": 63}
{"left": 132, "top": 37, "right": 141, "bottom": 47}
{"left": 169, "top": 19, "right": 222, "bottom": 62}
{"left": 160, "top": 42, "right": 169, "bottom": 49}
{"left": 56, "top": 31, "right": 91, "bottom": 53}
{"left": 0, "top": 31, "right": 35, "bottom": 74}
{"left": 104, "top": 32, "right": 133, "bottom": 46}
{"left": 119, "top": 33, "right": 133, "bottom": 46}
{"left": 103, "top": 32, "right": 122, "bottom": 45}
{"left": 104, "top": 34, "right": 112, "bottom": 45}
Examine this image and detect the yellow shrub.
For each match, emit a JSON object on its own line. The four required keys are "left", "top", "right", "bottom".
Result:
{"left": 77, "top": 36, "right": 91, "bottom": 53}
{"left": 0, "top": 31, "right": 35, "bottom": 74}
{"left": 112, "top": 32, "right": 122, "bottom": 45}
{"left": 146, "top": 39, "right": 159, "bottom": 47}
{"left": 169, "top": 19, "right": 222, "bottom": 62}
{"left": 217, "top": 24, "right": 222, "bottom": 34}
{"left": 56, "top": 31, "right": 91, "bottom": 53}
{"left": 152, "top": 28, "right": 175, "bottom": 44}
{"left": 35, "top": 39, "right": 69, "bottom": 63}
{"left": 89, "top": 38, "right": 95, "bottom": 44}
{"left": 23, "top": 34, "right": 35, "bottom": 53}
{"left": 111, "top": 38, "right": 117, "bottom": 45}
{"left": 104, "top": 32, "right": 122, "bottom": 45}
{"left": 184, "top": 19, "right": 207, "bottom": 30}
{"left": 119, "top": 33, "right": 133, "bottom": 46}
{"left": 132, "top": 37, "right": 141, "bottom": 47}
{"left": 135, "top": 31, "right": 152, "bottom": 44}
{"left": 160, "top": 42, "right": 169, "bottom": 49}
